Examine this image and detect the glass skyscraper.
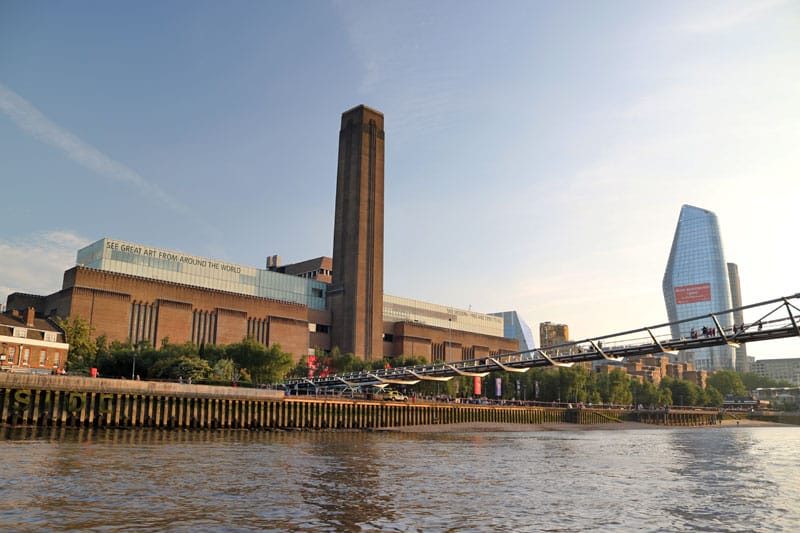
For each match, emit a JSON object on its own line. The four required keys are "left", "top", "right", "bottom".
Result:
{"left": 662, "top": 205, "right": 734, "bottom": 370}
{"left": 491, "top": 311, "right": 535, "bottom": 353}
{"left": 727, "top": 262, "right": 748, "bottom": 372}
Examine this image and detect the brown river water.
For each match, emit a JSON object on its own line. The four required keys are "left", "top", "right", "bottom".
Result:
{"left": 1, "top": 425, "right": 798, "bottom": 531}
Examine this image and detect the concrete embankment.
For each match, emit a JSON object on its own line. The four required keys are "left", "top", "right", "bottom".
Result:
{"left": 0, "top": 374, "right": 724, "bottom": 431}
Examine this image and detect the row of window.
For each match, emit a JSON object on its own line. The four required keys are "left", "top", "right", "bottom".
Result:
{"left": 130, "top": 302, "right": 157, "bottom": 345}
{"left": 246, "top": 317, "right": 269, "bottom": 345}
{"left": 2, "top": 346, "right": 61, "bottom": 368}
{"left": 9, "top": 328, "right": 59, "bottom": 342}
{"left": 299, "top": 269, "right": 331, "bottom": 278}
{"left": 192, "top": 311, "right": 218, "bottom": 346}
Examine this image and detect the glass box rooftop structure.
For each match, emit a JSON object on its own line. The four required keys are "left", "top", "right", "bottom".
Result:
{"left": 76, "top": 238, "right": 327, "bottom": 310}
{"left": 383, "top": 294, "right": 504, "bottom": 337}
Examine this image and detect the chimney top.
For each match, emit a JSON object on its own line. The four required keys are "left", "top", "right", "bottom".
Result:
{"left": 25, "top": 307, "right": 36, "bottom": 327}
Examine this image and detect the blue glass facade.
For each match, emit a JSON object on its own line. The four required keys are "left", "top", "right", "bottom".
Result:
{"left": 662, "top": 205, "right": 734, "bottom": 370}
{"left": 491, "top": 311, "right": 535, "bottom": 353}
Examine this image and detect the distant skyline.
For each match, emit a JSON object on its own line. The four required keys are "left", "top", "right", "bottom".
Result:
{"left": 1, "top": 1, "right": 798, "bottom": 358}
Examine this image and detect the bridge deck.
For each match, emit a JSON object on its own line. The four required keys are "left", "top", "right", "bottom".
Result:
{"left": 287, "top": 293, "right": 800, "bottom": 389}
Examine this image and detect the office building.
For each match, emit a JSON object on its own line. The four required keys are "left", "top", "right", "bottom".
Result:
{"left": 540, "top": 322, "right": 569, "bottom": 350}
{"left": 752, "top": 358, "right": 800, "bottom": 386}
{"left": 491, "top": 311, "right": 535, "bottom": 353}
{"left": 662, "top": 205, "right": 735, "bottom": 371}
{"left": 727, "top": 262, "right": 749, "bottom": 372}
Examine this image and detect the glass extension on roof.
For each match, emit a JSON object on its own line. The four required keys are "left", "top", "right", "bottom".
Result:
{"left": 76, "top": 238, "right": 326, "bottom": 309}
{"left": 383, "top": 294, "right": 504, "bottom": 337}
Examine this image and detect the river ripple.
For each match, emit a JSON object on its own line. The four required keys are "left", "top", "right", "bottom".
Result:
{"left": 0, "top": 426, "right": 798, "bottom": 531}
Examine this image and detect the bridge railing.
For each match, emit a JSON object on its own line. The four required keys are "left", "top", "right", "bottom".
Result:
{"left": 285, "top": 293, "right": 800, "bottom": 389}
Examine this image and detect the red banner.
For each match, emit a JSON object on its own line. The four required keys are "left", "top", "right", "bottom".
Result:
{"left": 473, "top": 376, "right": 481, "bottom": 396}
{"left": 675, "top": 283, "right": 711, "bottom": 304}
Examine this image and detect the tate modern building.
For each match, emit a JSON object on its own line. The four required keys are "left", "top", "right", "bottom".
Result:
{"left": 7, "top": 106, "right": 531, "bottom": 363}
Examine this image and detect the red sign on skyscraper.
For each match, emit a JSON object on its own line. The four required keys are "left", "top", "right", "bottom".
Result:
{"left": 675, "top": 283, "right": 712, "bottom": 304}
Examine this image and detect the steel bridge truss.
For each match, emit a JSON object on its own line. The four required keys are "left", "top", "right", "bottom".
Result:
{"left": 284, "top": 293, "right": 800, "bottom": 391}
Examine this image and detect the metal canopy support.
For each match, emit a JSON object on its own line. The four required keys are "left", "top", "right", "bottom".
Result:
{"left": 336, "top": 376, "right": 386, "bottom": 389}
{"left": 367, "top": 373, "right": 420, "bottom": 386}
{"left": 710, "top": 314, "right": 740, "bottom": 348}
{"left": 302, "top": 378, "right": 321, "bottom": 392}
{"left": 446, "top": 364, "right": 490, "bottom": 377}
{"left": 489, "top": 357, "right": 530, "bottom": 373}
{"left": 784, "top": 299, "right": 800, "bottom": 339}
{"left": 406, "top": 369, "right": 454, "bottom": 382}
{"left": 536, "top": 349, "right": 574, "bottom": 368}
{"left": 589, "top": 340, "right": 623, "bottom": 362}
{"left": 646, "top": 328, "right": 677, "bottom": 355}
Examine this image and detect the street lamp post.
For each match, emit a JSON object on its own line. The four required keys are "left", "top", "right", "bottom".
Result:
{"left": 131, "top": 348, "right": 137, "bottom": 380}
{"left": 447, "top": 317, "right": 452, "bottom": 363}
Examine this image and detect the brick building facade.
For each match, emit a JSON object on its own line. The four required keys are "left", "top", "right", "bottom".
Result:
{"left": 0, "top": 308, "right": 69, "bottom": 373}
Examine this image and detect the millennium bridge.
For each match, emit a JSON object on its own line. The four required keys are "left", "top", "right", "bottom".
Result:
{"left": 285, "top": 293, "right": 800, "bottom": 392}
{"left": 1, "top": 294, "right": 798, "bottom": 432}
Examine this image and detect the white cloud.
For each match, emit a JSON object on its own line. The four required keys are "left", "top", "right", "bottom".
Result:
{"left": 0, "top": 82, "right": 187, "bottom": 214}
{"left": 677, "top": 0, "right": 787, "bottom": 34}
{"left": 0, "top": 230, "right": 90, "bottom": 308}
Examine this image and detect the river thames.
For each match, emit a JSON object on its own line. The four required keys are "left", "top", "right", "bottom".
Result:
{"left": 1, "top": 425, "right": 798, "bottom": 531}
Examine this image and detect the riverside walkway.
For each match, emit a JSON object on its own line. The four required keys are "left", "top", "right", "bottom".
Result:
{"left": 0, "top": 373, "right": 723, "bottom": 431}
{"left": 1, "top": 294, "right": 797, "bottom": 432}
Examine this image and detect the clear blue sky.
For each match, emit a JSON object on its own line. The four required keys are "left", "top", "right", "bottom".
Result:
{"left": 1, "top": 1, "right": 798, "bottom": 358}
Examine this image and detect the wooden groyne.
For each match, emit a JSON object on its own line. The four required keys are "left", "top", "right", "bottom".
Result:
{"left": 0, "top": 374, "right": 721, "bottom": 430}
{"left": 631, "top": 409, "right": 721, "bottom": 427}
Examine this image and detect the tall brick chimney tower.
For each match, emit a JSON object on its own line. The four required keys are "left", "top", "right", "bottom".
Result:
{"left": 328, "top": 105, "right": 385, "bottom": 360}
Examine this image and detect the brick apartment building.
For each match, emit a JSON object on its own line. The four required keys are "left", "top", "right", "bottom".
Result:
{"left": 0, "top": 308, "right": 69, "bottom": 373}
{"left": 597, "top": 355, "right": 708, "bottom": 389}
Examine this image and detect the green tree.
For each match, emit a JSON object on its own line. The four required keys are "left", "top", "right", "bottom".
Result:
{"left": 739, "top": 372, "right": 792, "bottom": 390}
{"left": 670, "top": 379, "right": 701, "bottom": 406}
{"left": 606, "top": 369, "right": 633, "bottom": 405}
{"left": 56, "top": 316, "right": 98, "bottom": 374}
{"left": 534, "top": 368, "right": 561, "bottom": 402}
{"left": 707, "top": 370, "right": 747, "bottom": 397}
{"left": 254, "top": 344, "right": 294, "bottom": 384}
{"left": 289, "top": 354, "right": 311, "bottom": 379}
{"left": 225, "top": 338, "right": 294, "bottom": 384}
{"left": 150, "top": 354, "right": 211, "bottom": 381}
{"left": 328, "top": 347, "right": 366, "bottom": 373}
{"left": 96, "top": 342, "right": 135, "bottom": 378}
{"left": 212, "top": 358, "right": 236, "bottom": 382}
{"left": 199, "top": 342, "right": 227, "bottom": 365}
{"left": 704, "top": 385, "right": 724, "bottom": 407}
{"left": 658, "top": 386, "right": 673, "bottom": 406}
{"left": 631, "top": 380, "right": 660, "bottom": 407}
{"left": 559, "top": 366, "right": 590, "bottom": 404}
